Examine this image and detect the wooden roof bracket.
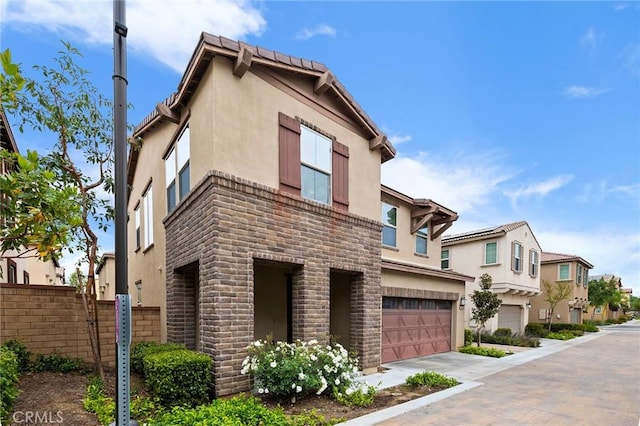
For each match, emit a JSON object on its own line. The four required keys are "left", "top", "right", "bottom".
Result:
{"left": 314, "top": 70, "right": 335, "bottom": 95}
{"left": 155, "top": 103, "right": 180, "bottom": 124}
{"left": 233, "top": 45, "right": 253, "bottom": 78}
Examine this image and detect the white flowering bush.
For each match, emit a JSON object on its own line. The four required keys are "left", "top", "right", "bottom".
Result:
{"left": 241, "top": 338, "right": 361, "bottom": 402}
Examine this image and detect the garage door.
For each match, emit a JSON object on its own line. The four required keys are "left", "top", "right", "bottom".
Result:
{"left": 382, "top": 297, "right": 452, "bottom": 363}
{"left": 498, "top": 305, "right": 521, "bottom": 332}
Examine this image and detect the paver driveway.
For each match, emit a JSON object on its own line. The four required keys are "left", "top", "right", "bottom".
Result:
{"left": 355, "top": 321, "right": 640, "bottom": 426}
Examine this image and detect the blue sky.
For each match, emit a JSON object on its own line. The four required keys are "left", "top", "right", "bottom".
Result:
{"left": 1, "top": 1, "right": 639, "bottom": 295}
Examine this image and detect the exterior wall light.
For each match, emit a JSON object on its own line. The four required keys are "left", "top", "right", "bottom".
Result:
{"left": 459, "top": 296, "right": 467, "bottom": 310}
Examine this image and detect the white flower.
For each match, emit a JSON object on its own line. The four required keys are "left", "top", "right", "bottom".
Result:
{"left": 258, "top": 388, "right": 264, "bottom": 394}
{"left": 309, "top": 339, "right": 318, "bottom": 345}
{"left": 265, "top": 388, "right": 269, "bottom": 394}
{"left": 296, "top": 385, "right": 302, "bottom": 393}
{"left": 254, "top": 341, "right": 262, "bottom": 347}
{"left": 292, "top": 383, "right": 297, "bottom": 389}
{"left": 335, "top": 378, "right": 340, "bottom": 385}
{"left": 345, "top": 388, "right": 354, "bottom": 395}
{"left": 310, "top": 354, "right": 318, "bottom": 361}
{"left": 298, "top": 372, "right": 306, "bottom": 380}
{"left": 270, "top": 361, "right": 277, "bottom": 368}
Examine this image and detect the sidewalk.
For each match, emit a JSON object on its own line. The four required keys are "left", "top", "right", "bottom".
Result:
{"left": 347, "top": 329, "right": 608, "bottom": 425}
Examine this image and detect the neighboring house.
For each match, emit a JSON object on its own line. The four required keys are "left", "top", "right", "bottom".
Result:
{"left": 127, "top": 33, "right": 398, "bottom": 396}
{"left": 380, "top": 185, "right": 473, "bottom": 362}
{"left": 96, "top": 252, "right": 116, "bottom": 301}
{"left": 586, "top": 274, "right": 624, "bottom": 321}
{"left": 1, "top": 109, "right": 66, "bottom": 286}
{"left": 441, "top": 221, "right": 542, "bottom": 333}
{"left": 529, "top": 252, "right": 593, "bottom": 325}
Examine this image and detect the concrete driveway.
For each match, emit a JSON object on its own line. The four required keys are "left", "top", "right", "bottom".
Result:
{"left": 347, "top": 320, "right": 640, "bottom": 426}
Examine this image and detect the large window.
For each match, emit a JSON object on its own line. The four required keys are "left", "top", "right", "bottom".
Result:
{"left": 529, "top": 250, "right": 539, "bottom": 277}
{"left": 166, "top": 125, "right": 190, "bottom": 213}
{"left": 441, "top": 249, "right": 450, "bottom": 269}
{"left": 415, "top": 226, "right": 428, "bottom": 255}
{"left": 559, "top": 264, "right": 570, "bottom": 280}
{"left": 142, "top": 185, "right": 153, "bottom": 248}
{"left": 381, "top": 203, "right": 397, "bottom": 247}
{"left": 134, "top": 204, "right": 141, "bottom": 250}
{"left": 512, "top": 242, "right": 523, "bottom": 272}
{"left": 484, "top": 242, "right": 498, "bottom": 265}
{"left": 576, "top": 264, "right": 583, "bottom": 286}
{"left": 300, "top": 126, "right": 331, "bottom": 204}
{"left": 583, "top": 269, "right": 589, "bottom": 288}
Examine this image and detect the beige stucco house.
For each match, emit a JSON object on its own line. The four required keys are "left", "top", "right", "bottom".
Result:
{"left": 585, "top": 274, "right": 624, "bottom": 321}
{"left": 1, "top": 109, "right": 66, "bottom": 286}
{"left": 96, "top": 252, "right": 116, "bottom": 301}
{"left": 528, "top": 252, "right": 593, "bottom": 325}
{"left": 126, "top": 33, "right": 475, "bottom": 396}
{"left": 441, "top": 221, "right": 541, "bottom": 333}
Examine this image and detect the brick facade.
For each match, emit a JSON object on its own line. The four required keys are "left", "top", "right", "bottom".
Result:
{"left": 164, "top": 171, "right": 382, "bottom": 396}
{"left": 0, "top": 283, "right": 160, "bottom": 367}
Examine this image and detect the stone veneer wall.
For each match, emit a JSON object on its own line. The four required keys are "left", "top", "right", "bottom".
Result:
{"left": 164, "top": 171, "right": 382, "bottom": 396}
{"left": 0, "top": 283, "right": 160, "bottom": 366}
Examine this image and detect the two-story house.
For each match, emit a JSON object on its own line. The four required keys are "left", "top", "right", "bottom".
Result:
{"left": 441, "top": 221, "right": 541, "bottom": 333}
{"left": 1, "top": 109, "right": 66, "bottom": 286}
{"left": 127, "top": 33, "right": 399, "bottom": 396}
{"left": 380, "top": 186, "right": 473, "bottom": 362}
{"left": 528, "top": 252, "right": 593, "bottom": 324}
{"left": 95, "top": 252, "right": 116, "bottom": 300}
{"left": 586, "top": 274, "right": 623, "bottom": 321}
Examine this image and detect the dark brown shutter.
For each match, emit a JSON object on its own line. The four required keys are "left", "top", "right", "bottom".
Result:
{"left": 278, "top": 112, "right": 301, "bottom": 194}
{"left": 332, "top": 139, "right": 349, "bottom": 210}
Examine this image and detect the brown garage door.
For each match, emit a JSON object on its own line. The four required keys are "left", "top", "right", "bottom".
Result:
{"left": 382, "top": 297, "right": 452, "bottom": 363}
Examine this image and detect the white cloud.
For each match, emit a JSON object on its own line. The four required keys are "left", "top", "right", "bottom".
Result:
{"left": 504, "top": 174, "right": 573, "bottom": 205}
{"left": 537, "top": 227, "right": 640, "bottom": 296}
{"left": 381, "top": 149, "right": 515, "bottom": 215}
{"left": 620, "top": 42, "right": 640, "bottom": 76}
{"left": 613, "top": 3, "right": 628, "bottom": 11}
{"left": 580, "top": 27, "right": 603, "bottom": 57}
{"left": 294, "top": 24, "right": 337, "bottom": 40}
{"left": 563, "top": 85, "right": 608, "bottom": 99}
{"left": 2, "top": 0, "right": 267, "bottom": 72}
{"left": 388, "top": 133, "right": 412, "bottom": 145}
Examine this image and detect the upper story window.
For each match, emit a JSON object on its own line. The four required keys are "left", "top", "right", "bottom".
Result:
{"left": 23, "top": 271, "right": 29, "bottom": 285}
{"left": 576, "top": 264, "right": 583, "bottom": 286}
{"left": 583, "top": 269, "right": 589, "bottom": 287}
{"left": 134, "top": 203, "right": 141, "bottom": 250}
{"left": 381, "top": 203, "right": 397, "bottom": 247}
{"left": 484, "top": 241, "right": 498, "bottom": 265}
{"left": 7, "top": 259, "right": 17, "bottom": 284}
{"left": 278, "top": 113, "right": 349, "bottom": 210}
{"left": 142, "top": 184, "right": 153, "bottom": 249}
{"left": 300, "top": 126, "right": 332, "bottom": 205}
{"left": 512, "top": 241, "right": 523, "bottom": 273}
{"left": 441, "top": 249, "right": 450, "bottom": 269}
{"left": 165, "top": 125, "right": 190, "bottom": 213}
{"left": 415, "top": 226, "right": 428, "bottom": 255}
{"left": 558, "top": 263, "right": 570, "bottom": 281}
{"left": 529, "top": 249, "right": 539, "bottom": 277}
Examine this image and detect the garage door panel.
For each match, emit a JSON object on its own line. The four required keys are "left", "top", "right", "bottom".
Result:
{"left": 382, "top": 299, "right": 452, "bottom": 363}
{"left": 498, "top": 305, "right": 522, "bottom": 332}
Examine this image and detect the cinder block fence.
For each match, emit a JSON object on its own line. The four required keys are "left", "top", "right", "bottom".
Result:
{"left": 0, "top": 283, "right": 160, "bottom": 367}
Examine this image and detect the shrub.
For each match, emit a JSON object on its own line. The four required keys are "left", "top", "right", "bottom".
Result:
{"left": 459, "top": 346, "right": 506, "bottom": 358}
{"left": 582, "top": 322, "right": 599, "bottom": 332}
{"left": 0, "top": 347, "right": 20, "bottom": 425}
{"left": 546, "top": 332, "right": 575, "bottom": 340}
{"left": 83, "top": 376, "right": 115, "bottom": 426}
{"left": 130, "top": 341, "right": 185, "bottom": 375}
{"left": 525, "top": 323, "right": 548, "bottom": 337}
{"left": 332, "top": 383, "right": 377, "bottom": 407}
{"left": 559, "top": 329, "right": 584, "bottom": 337}
{"left": 549, "top": 323, "right": 584, "bottom": 332}
{"left": 464, "top": 329, "right": 474, "bottom": 346}
{"left": 480, "top": 331, "right": 540, "bottom": 347}
{"left": 1, "top": 338, "right": 31, "bottom": 372}
{"left": 405, "top": 371, "right": 458, "bottom": 388}
{"left": 494, "top": 328, "right": 512, "bottom": 337}
{"left": 31, "top": 352, "right": 83, "bottom": 373}
{"left": 242, "top": 338, "right": 360, "bottom": 403}
{"left": 150, "top": 394, "right": 337, "bottom": 426}
{"left": 144, "top": 349, "right": 212, "bottom": 407}
{"left": 618, "top": 315, "right": 628, "bottom": 322}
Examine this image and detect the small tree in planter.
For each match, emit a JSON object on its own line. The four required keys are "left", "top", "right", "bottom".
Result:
{"left": 542, "top": 280, "right": 572, "bottom": 331}
{"left": 470, "top": 273, "right": 502, "bottom": 347}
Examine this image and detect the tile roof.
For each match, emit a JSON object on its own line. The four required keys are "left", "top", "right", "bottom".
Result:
{"left": 541, "top": 251, "right": 594, "bottom": 268}
{"left": 441, "top": 221, "right": 528, "bottom": 243}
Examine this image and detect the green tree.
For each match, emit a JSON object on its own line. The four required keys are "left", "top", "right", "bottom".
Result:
{"left": 630, "top": 295, "right": 640, "bottom": 312}
{"left": 470, "top": 273, "right": 502, "bottom": 346}
{"left": 588, "top": 277, "right": 619, "bottom": 320}
{"left": 542, "top": 280, "right": 572, "bottom": 331}
{"left": 1, "top": 43, "right": 114, "bottom": 381}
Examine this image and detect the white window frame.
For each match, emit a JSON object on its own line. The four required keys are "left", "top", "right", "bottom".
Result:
{"left": 529, "top": 249, "right": 539, "bottom": 277}
{"left": 441, "top": 249, "right": 450, "bottom": 270}
{"left": 576, "top": 264, "right": 583, "bottom": 286}
{"left": 484, "top": 241, "right": 498, "bottom": 265}
{"left": 134, "top": 204, "right": 141, "bottom": 250}
{"left": 415, "top": 226, "right": 428, "bottom": 255}
{"left": 300, "top": 125, "right": 332, "bottom": 205}
{"left": 143, "top": 185, "right": 153, "bottom": 248}
{"left": 166, "top": 124, "right": 190, "bottom": 213}
{"left": 558, "top": 263, "right": 570, "bottom": 281}
{"left": 381, "top": 202, "right": 397, "bottom": 247}
{"left": 512, "top": 241, "right": 523, "bottom": 273}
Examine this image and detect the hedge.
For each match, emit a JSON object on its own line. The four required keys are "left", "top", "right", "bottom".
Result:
{"left": 130, "top": 341, "right": 185, "bottom": 375}
{"left": 0, "top": 347, "right": 20, "bottom": 424}
{"left": 143, "top": 349, "right": 212, "bottom": 407}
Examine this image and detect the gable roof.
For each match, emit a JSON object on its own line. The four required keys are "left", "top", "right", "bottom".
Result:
{"left": 541, "top": 251, "right": 594, "bottom": 268}
{"left": 442, "top": 221, "right": 530, "bottom": 244}
{"left": 128, "top": 33, "right": 396, "bottom": 188}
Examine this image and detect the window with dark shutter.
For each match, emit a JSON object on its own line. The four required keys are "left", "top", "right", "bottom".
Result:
{"left": 332, "top": 140, "right": 349, "bottom": 210}
{"left": 278, "top": 112, "right": 301, "bottom": 194}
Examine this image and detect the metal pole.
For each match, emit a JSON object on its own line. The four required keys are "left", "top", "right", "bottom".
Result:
{"left": 113, "top": 1, "right": 131, "bottom": 424}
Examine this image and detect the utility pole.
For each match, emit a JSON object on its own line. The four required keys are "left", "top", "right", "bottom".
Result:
{"left": 113, "top": 1, "right": 132, "bottom": 424}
